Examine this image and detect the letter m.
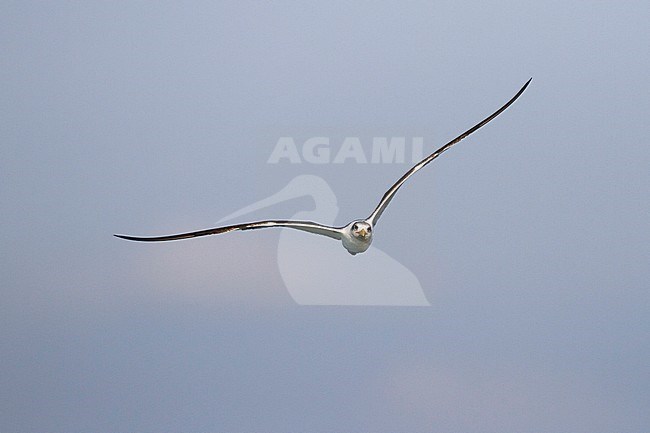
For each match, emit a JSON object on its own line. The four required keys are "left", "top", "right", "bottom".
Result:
{"left": 371, "top": 137, "right": 406, "bottom": 163}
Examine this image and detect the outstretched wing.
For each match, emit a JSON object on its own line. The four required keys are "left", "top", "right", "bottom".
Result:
{"left": 367, "top": 78, "right": 532, "bottom": 226}
{"left": 115, "top": 220, "right": 343, "bottom": 242}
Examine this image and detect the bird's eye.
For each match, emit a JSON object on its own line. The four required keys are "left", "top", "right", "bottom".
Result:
{"left": 352, "top": 224, "right": 357, "bottom": 230}
{"left": 367, "top": 227, "right": 372, "bottom": 232}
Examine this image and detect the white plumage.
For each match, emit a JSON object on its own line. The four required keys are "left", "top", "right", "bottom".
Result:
{"left": 116, "top": 79, "right": 531, "bottom": 256}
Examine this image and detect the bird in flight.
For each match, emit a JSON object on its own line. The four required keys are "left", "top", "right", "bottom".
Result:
{"left": 115, "top": 79, "right": 531, "bottom": 255}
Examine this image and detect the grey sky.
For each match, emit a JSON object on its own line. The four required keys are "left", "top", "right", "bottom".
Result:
{"left": 2, "top": 1, "right": 649, "bottom": 432}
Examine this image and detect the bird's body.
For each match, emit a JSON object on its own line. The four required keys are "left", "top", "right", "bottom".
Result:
{"left": 115, "top": 79, "right": 531, "bottom": 256}
{"left": 341, "top": 221, "right": 373, "bottom": 255}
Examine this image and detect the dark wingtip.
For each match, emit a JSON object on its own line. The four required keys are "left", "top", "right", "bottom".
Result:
{"left": 508, "top": 78, "right": 532, "bottom": 105}
{"left": 114, "top": 234, "right": 139, "bottom": 241}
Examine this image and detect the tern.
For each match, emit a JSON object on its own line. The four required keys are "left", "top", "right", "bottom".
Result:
{"left": 115, "top": 79, "right": 531, "bottom": 255}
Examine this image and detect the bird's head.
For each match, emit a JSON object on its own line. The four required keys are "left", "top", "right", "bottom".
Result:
{"left": 350, "top": 221, "right": 373, "bottom": 240}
